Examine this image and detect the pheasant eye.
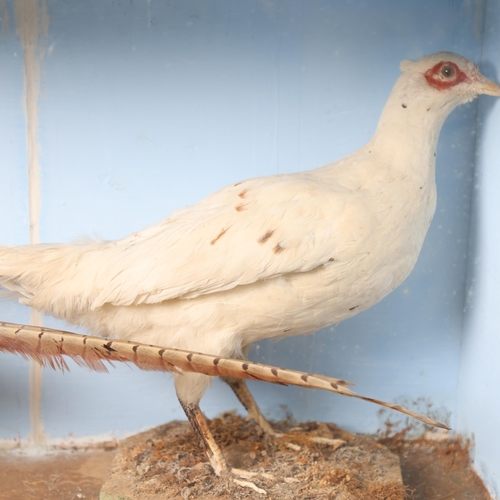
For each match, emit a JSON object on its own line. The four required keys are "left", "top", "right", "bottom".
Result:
{"left": 440, "top": 64, "right": 455, "bottom": 79}
{"left": 425, "top": 61, "right": 470, "bottom": 90}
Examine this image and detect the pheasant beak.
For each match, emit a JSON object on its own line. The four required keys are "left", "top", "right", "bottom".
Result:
{"left": 475, "top": 75, "right": 500, "bottom": 96}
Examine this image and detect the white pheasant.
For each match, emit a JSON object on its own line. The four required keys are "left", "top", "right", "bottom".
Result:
{"left": 1, "top": 51, "right": 499, "bottom": 480}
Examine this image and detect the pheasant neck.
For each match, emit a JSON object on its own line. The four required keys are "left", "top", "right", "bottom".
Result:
{"left": 367, "top": 75, "right": 460, "bottom": 179}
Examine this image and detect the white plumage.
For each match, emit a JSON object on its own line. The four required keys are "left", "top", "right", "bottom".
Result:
{"left": 1, "top": 51, "right": 499, "bottom": 480}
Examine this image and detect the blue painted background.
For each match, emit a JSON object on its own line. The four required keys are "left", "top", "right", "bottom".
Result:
{"left": 458, "top": 0, "right": 500, "bottom": 496}
{"left": 0, "top": 0, "right": 498, "bottom": 495}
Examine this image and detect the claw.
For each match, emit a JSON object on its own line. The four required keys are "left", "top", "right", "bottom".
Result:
{"left": 232, "top": 468, "right": 275, "bottom": 480}
{"left": 231, "top": 468, "right": 274, "bottom": 495}
{"left": 232, "top": 477, "right": 267, "bottom": 495}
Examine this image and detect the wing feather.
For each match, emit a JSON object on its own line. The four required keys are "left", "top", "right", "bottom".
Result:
{"left": 89, "top": 173, "right": 349, "bottom": 308}
{"left": 1, "top": 166, "right": 373, "bottom": 316}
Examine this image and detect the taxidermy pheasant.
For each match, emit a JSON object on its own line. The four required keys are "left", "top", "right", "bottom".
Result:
{"left": 1, "top": 51, "right": 499, "bottom": 486}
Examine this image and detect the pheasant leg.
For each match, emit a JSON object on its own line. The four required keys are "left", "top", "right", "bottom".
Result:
{"left": 222, "top": 376, "right": 277, "bottom": 436}
{"left": 178, "top": 399, "right": 228, "bottom": 475}
{"left": 178, "top": 398, "right": 268, "bottom": 494}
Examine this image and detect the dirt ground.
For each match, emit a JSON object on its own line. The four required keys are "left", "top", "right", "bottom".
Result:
{"left": 0, "top": 415, "right": 492, "bottom": 500}
{"left": 381, "top": 437, "right": 492, "bottom": 500}
{"left": 101, "top": 417, "right": 406, "bottom": 499}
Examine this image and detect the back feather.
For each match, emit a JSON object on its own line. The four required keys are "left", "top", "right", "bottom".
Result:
{"left": 0, "top": 321, "right": 449, "bottom": 430}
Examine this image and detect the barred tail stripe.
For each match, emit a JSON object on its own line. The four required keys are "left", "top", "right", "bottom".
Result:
{"left": 0, "top": 321, "right": 449, "bottom": 430}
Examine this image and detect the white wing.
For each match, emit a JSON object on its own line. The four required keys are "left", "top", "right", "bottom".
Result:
{"left": 0, "top": 161, "right": 375, "bottom": 315}
{"left": 88, "top": 171, "right": 355, "bottom": 308}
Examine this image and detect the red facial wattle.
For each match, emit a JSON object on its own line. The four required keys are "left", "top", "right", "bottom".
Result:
{"left": 424, "top": 61, "right": 472, "bottom": 91}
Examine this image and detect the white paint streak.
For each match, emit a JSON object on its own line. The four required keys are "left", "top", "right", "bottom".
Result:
{"left": 14, "top": 0, "right": 49, "bottom": 446}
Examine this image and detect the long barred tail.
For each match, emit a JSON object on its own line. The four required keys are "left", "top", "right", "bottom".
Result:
{"left": 0, "top": 321, "right": 450, "bottom": 430}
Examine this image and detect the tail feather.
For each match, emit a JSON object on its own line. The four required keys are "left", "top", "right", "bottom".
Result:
{"left": 0, "top": 243, "right": 106, "bottom": 318}
{"left": 0, "top": 321, "right": 450, "bottom": 430}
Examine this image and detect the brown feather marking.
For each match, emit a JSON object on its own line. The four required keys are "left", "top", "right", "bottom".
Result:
{"left": 271, "top": 368, "right": 278, "bottom": 377}
{"left": 301, "top": 374, "right": 309, "bottom": 382}
{"left": 331, "top": 382, "right": 338, "bottom": 390}
{"left": 210, "top": 227, "right": 230, "bottom": 245}
{"left": 57, "top": 337, "right": 64, "bottom": 356}
{"left": 238, "top": 189, "right": 248, "bottom": 199}
{"left": 242, "top": 363, "right": 249, "bottom": 370}
{"left": 187, "top": 353, "right": 193, "bottom": 362}
{"left": 213, "top": 358, "right": 220, "bottom": 365}
{"left": 234, "top": 203, "right": 247, "bottom": 212}
{"left": 234, "top": 181, "right": 243, "bottom": 187}
{"left": 349, "top": 306, "right": 359, "bottom": 311}
{"left": 329, "top": 257, "right": 335, "bottom": 262}
{"left": 273, "top": 243, "right": 285, "bottom": 254}
{"left": 103, "top": 341, "right": 117, "bottom": 353}
{"left": 258, "top": 230, "right": 275, "bottom": 244}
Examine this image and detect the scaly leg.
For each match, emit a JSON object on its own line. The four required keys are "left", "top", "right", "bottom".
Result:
{"left": 178, "top": 398, "right": 268, "bottom": 494}
{"left": 221, "top": 376, "right": 277, "bottom": 436}
{"left": 178, "top": 399, "right": 229, "bottom": 476}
